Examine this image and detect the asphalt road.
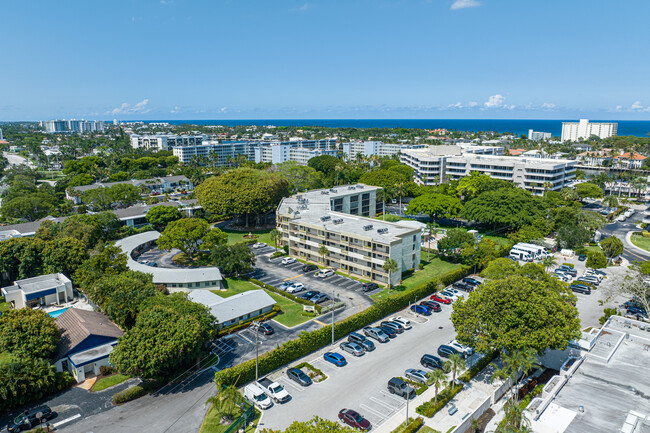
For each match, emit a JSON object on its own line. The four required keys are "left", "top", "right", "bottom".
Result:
{"left": 2, "top": 151, "right": 35, "bottom": 168}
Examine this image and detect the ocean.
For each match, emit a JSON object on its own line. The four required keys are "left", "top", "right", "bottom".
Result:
{"left": 143, "top": 119, "right": 650, "bottom": 138}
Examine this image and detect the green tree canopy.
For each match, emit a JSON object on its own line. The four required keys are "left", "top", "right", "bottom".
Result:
{"left": 270, "top": 161, "right": 323, "bottom": 193}
{"left": 600, "top": 236, "right": 624, "bottom": 259}
{"left": 555, "top": 224, "right": 591, "bottom": 249}
{"left": 42, "top": 236, "right": 88, "bottom": 277}
{"left": 359, "top": 169, "right": 410, "bottom": 189}
{"left": 0, "top": 309, "right": 60, "bottom": 359}
{"left": 307, "top": 155, "right": 343, "bottom": 175}
{"left": 437, "top": 229, "right": 474, "bottom": 261}
{"left": 211, "top": 243, "right": 256, "bottom": 277}
{"left": 146, "top": 205, "right": 182, "bottom": 231}
{"left": 575, "top": 182, "right": 604, "bottom": 199}
{"left": 196, "top": 168, "right": 290, "bottom": 227}
{"left": 454, "top": 171, "right": 512, "bottom": 201}
{"left": 451, "top": 272, "right": 580, "bottom": 354}
{"left": 1, "top": 193, "right": 59, "bottom": 221}
{"left": 0, "top": 237, "right": 45, "bottom": 284}
{"left": 74, "top": 244, "right": 128, "bottom": 290}
{"left": 406, "top": 193, "right": 463, "bottom": 221}
{"left": 586, "top": 251, "right": 607, "bottom": 269}
{"left": 462, "top": 188, "right": 547, "bottom": 228}
{"left": 261, "top": 416, "right": 356, "bottom": 433}
{"left": 157, "top": 218, "right": 228, "bottom": 259}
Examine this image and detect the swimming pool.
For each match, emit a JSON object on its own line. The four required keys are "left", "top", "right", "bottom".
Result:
{"left": 48, "top": 307, "right": 70, "bottom": 318}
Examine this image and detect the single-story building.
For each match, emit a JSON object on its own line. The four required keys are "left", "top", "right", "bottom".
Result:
{"left": 1, "top": 273, "right": 73, "bottom": 309}
{"left": 53, "top": 308, "right": 123, "bottom": 383}
{"left": 65, "top": 175, "right": 194, "bottom": 204}
{"left": 187, "top": 289, "right": 276, "bottom": 328}
{"left": 115, "top": 231, "right": 223, "bottom": 290}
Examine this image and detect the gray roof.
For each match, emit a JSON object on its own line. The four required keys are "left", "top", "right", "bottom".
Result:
{"left": 114, "top": 231, "right": 222, "bottom": 284}
{"left": 53, "top": 309, "right": 123, "bottom": 361}
{"left": 0, "top": 216, "right": 67, "bottom": 237}
{"left": 187, "top": 289, "right": 276, "bottom": 324}
{"left": 2, "top": 273, "right": 70, "bottom": 295}
{"left": 71, "top": 175, "right": 191, "bottom": 193}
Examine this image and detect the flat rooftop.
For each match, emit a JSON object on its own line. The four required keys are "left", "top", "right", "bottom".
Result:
{"left": 2, "top": 273, "right": 70, "bottom": 295}
{"left": 536, "top": 316, "right": 650, "bottom": 433}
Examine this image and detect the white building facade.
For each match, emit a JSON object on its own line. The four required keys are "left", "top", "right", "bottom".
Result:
{"left": 130, "top": 134, "right": 204, "bottom": 151}
{"left": 561, "top": 119, "right": 617, "bottom": 142}
{"left": 528, "top": 129, "right": 552, "bottom": 141}
{"left": 342, "top": 141, "right": 426, "bottom": 159}
{"left": 42, "top": 119, "right": 105, "bottom": 133}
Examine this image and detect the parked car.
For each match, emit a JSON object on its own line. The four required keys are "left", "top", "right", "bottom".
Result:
{"left": 381, "top": 321, "right": 405, "bottom": 333}
{"left": 444, "top": 287, "right": 464, "bottom": 297}
{"left": 302, "top": 263, "right": 318, "bottom": 272}
{"left": 252, "top": 322, "right": 274, "bottom": 335}
{"left": 310, "top": 293, "right": 330, "bottom": 304}
{"left": 570, "top": 284, "right": 591, "bottom": 295}
{"left": 361, "top": 282, "right": 379, "bottom": 292}
{"left": 316, "top": 269, "right": 335, "bottom": 278}
{"left": 348, "top": 332, "right": 376, "bottom": 351}
{"left": 257, "top": 377, "right": 291, "bottom": 403}
{"left": 430, "top": 294, "right": 452, "bottom": 304}
{"left": 281, "top": 257, "right": 297, "bottom": 265}
{"left": 577, "top": 277, "right": 600, "bottom": 286}
{"left": 287, "top": 283, "right": 305, "bottom": 294}
{"left": 462, "top": 277, "right": 481, "bottom": 286}
{"left": 440, "top": 290, "right": 459, "bottom": 301}
{"left": 578, "top": 254, "right": 587, "bottom": 261}
{"left": 379, "top": 325, "right": 397, "bottom": 338}
{"left": 558, "top": 266, "right": 577, "bottom": 277}
{"left": 363, "top": 326, "right": 390, "bottom": 343}
{"left": 338, "top": 409, "right": 371, "bottom": 431}
{"left": 420, "top": 354, "right": 444, "bottom": 370}
{"left": 449, "top": 340, "right": 473, "bottom": 356}
{"left": 340, "top": 341, "right": 365, "bottom": 356}
{"left": 244, "top": 383, "right": 273, "bottom": 410}
{"left": 437, "top": 344, "right": 462, "bottom": 358}
{"left": 287, "top": 368, "right": 312, "bottom": 386}
{"left": 7, "top": 406, "right": 54, "bottom": 433}
{"left": 405, "top": 369, "right": 429, "bottom": 384}
{"left": 278, "top": 282, "right": 292, "bottom": 291}
{"left": 627, "top": 306, "right": 648, "bottom": 317}
{"left": 252, "top": 242, "right": 267, "bottom": 249}
{"left": 419, "top": 301, "right": 441, "bottom": 312}
{"left": 411, "top": 304, "right": 431, "bottom": 315}
{"left": 387, "top": 377, "right": 415, "bottom": 399}
{"left": 299, "top": 290, "right": 320, "bottom": 301}
{"left": 584, "top": 271, "right": 603, "bottom": 281}
{"left": 390, "top": 316, "right": 412, "bottom": 329}
{"left": 324, "top": 352, "right": 347, "bottom": 367}
{"left": 453, "top": 281, "right": 474, "bottom": 292}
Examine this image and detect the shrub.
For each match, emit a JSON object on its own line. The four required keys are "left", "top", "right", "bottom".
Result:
{"left": 416, "top": 384, "right": 463, "bottom": 417}
{"left": 402, "top": 268, "right": 415, "bottom": 279}
{"left": 458, "top": 351, "right": 498, "bottom": 383}
{"left": 271, "top": 251, "right": 285, "bottom": 258}
{"left": 418, "top": 263, "right": 424, "bottom": 270}
{"left": 112, "top": 381, "right": 160, "bottom": 405}
{"left": 99, "top": 365, "right": 114, "bottom": 376}
{"left": 385, "top": 214, "right": 401, "bottom": 222}
{"left": 586, "top": 251, "right": 607, "bottom": 269}
{"left": 400, "top": 376, "right": 429, "bottom": 395}
{"left": 293, "top": 361, "right": 327, "bottom": 382}
{"left": 402, "top": 417, "right": 424, "bottom": 433}
{"left": 562, "top": 263, "right": 575, "bottom": 268}
{"left": 219, "top": 306, "right": 280, "bottom": 336}
{"left": 643, "top": 230, "right": 650, "bottom": 238}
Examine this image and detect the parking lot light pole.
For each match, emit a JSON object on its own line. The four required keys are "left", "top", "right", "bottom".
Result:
{"left": 406, "top": 392, "right": 409, "bottom": 427}
{"left": 254, "top": 321, "right": 259, "bottom": 381}
{"left": 331, "top": 292, "right": 335, "bottom": 345}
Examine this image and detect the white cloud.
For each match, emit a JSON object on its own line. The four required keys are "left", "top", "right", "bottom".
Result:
{"left": 289, "top": 3, "right": 310, "bottom": 12}
{"left": 110, "top": 99, "right": 150, "bottom": 116}
{"left": 450, "top": 0, "right": 481, "bottom": 10}
{"left": 448, "top": 102, "right": 463, "bottom": 109}
{"left": 631, "top": 100, "right": 644, "bottom": 111}
{"left": 468, "top": 101, "right": 478, "bottom": 107}
{"left": 484, "top": 94, "right": 506, "bottom": 108}
{"left": 170, "top": 106, "right": 180, "bottom": 114}
{"left": 541, "top": 102, "right": 556, "bottom": 109}
{"left": 160, "top": 0, "right": 172, "bottom": 4}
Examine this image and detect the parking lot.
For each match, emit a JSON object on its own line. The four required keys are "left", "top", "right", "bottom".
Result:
{"left": 256, "top": 300, "right": 469, "bottom": 432}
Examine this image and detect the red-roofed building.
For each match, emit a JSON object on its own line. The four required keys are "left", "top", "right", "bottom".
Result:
{"left": 613, "top": 152, "right": 647, "bottom": 169}
{"left": 508, "top": 148, "right": 526, "bottom": 156}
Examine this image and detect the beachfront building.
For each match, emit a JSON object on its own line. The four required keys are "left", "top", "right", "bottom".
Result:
{"left": 42, "top": 119, "right": 105, "bottom": 134}
{"left": 528, "top": 129, "right": 552, "bottom": 141}
{"left": 254, "top": 144, "right": 339, "bottom": 165}
{"left": 276, "top": 185, "right": 421, "bottom": 286}
{"left": 1, "top": 273, "right": 74, "bottom": 310}
{"left": 130, "top": 133, "right": 204, "bottom": 151}
{"left": 561, "top": 119, "right": 617, "bottom": 142}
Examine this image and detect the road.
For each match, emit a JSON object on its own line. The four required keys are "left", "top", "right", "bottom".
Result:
{"left": 2, "top": 151, "right": 35, "bottom": 168}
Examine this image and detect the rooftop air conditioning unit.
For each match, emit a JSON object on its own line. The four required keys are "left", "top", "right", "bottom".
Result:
{"left": 321, "top": 190, "right": 329, "bottom": 195}
{"left": 377, "top": 228, "right": 388, "bottom": 234}
{"left": 321, "top": 216, "right": 332, "bottom": 222}
{"left": 330, "top": 188, "right": 337, "bottom": 193}
{"left": 333, "top": 218, "right": 344, "bottom": 225}
{"left": 363, "top": 225, "right": 373, "bottom": 231}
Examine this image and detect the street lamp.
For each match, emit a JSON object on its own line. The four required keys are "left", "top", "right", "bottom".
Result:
{"left": 253, "top": 321, "right": 260, "bottom": 381}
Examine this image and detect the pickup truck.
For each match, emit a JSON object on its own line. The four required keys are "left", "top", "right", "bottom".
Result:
{"left": 258, "top": 377, "right": 291, "bottom": 403}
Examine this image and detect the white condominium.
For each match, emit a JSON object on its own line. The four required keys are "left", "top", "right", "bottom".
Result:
{"left": 561, "top": 119, "right": 617, "bottom": 142}
{"left": 42, "top": 119, "right": 105, "bottom": 133}
{"left": 130, "top": 134, "right": 203, "bottom": 151}
{"left": 276, "top": 185, "right": 421, "bottom": 285}
{"left": 342, "top": 141, "right": 426, "bottom": 158}
{"left": 254, "top": 143, "right": 338, "bottom": 165}
{"left": 528, "top": 130, "right": 552, "bottom": 141}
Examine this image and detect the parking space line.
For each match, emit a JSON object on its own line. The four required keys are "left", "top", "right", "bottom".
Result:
{"left": 52, "top": 414, "right": 81, "bottom": 428}
{"left": 369, "top": 396, "right": 400, "bottom": 411}
{"left": 379, "top": 390, "right": 406, "bottom": 405}
{"left": 235, "top": 333, "right": 253, "bottom": 344}
{"left": 276, "top": 377, "right": 305, "bottom": 393}
{"left": 314, "top": 319, "right": 327, "bottom": 326}
{"left": 360, "top": 404, "right": 388, "bottom": 420}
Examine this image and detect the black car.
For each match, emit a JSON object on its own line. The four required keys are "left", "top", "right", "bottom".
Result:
{"left": 462, "top": 277, "right": 481, "bottom": 286}
{"left": 287, "top": 368, "right": 312, "bottom": 386}
{"left": 578, "top": 254, "right": 587, "bottom": 261}
{"left": 420, "top": 300, "right": 441, "bottom": 312}
{"left": 570, "top": 284, "right": 591, "bottom": 295}
{"left": 420, "top": 354, "right": 444, "bottom": 370}
{"left": 299, "top": 290, "right": 320, "bottom": 301}
{"left": 302, "top": 264, "right": 318, "bottom": 272}
{"left": 381, "top": 321, "right": 404, "bottom": 333}
{"left": 437, "top": 344, "right": 461, "bottom": 358}
{"left": 453, "top": 282, "right": 474, "bottom": 292}
{"left": 8, "top": 406, "right": 54, "bottom": 432}
{"left": 379, "top": 325, "right": 397, "bottom": 338}
{"left": 627, "top": 306, "right": 648, "bottom": 317}
{"left": 558, "top": 266, "right": 577, "bottom": 277}
{"left": 362, "top": 282, "right": 379, "bottom": 292}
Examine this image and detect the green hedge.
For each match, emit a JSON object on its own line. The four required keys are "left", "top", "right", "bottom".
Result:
{"left": 248, "top": 278, "right": 322, "bottom": 314}
{"left": 458, "top": 351, "right": 499, "bottom": 383}
{"left": 400, "top": 376, "right": 429, "bottom": 395}
{"left": 415, "top": 384, "right": 463, "bottom": 418}
{"left": 215, "top": 266, "right": 471, "bottom": 387}
{"left": 112, "top": 381, "right": 160, "bottom": 405}
{"left": 403, "top": 417, "right": 424, "bottom": 433}
{"left": 294, "top": 361, "right": 327, "bottom": 382}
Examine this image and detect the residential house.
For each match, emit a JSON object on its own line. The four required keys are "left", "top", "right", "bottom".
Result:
{"left": 1, "top": 273, "right": 73, "bottom": 309}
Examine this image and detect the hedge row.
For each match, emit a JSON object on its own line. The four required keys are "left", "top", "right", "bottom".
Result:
{"left": 248, "top": 278, "right": 322, "bottom": 314}
{"left": 219, "top": 305, "right": 281, "bottom": 336}
{"left": 399, "top": 376, "right": 429, "bottom": 396}
{"left": 457, "top": 351, "right": 499, "bottom": 383}
{"left": 415, "top": 383, "right": 463, "bottom": 417}
{"left": 112, "top": 381, "right": 160, "bottom": 405}
{"left": 215, "top": 265, "right": 471, "bottom": 386}
{"left": 402, "top": 417, "right": 424, "bottom": 433}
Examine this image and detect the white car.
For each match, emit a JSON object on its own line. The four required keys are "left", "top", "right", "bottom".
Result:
{"left": 278, "top": 282, "right": 292, "bottom": 291}
{"left": 252, "top": 242, "right": 267, "bottom": 249}
{"left": 281, "top": 257, "right": 296, "bottom": 265}
{"left": 391, "top": 316, "right": 412, "bottom": 329}
{"left": 449, "top": 340, "right": 474, "bottom": 357}
{"left": 316, "top": 269, "right": 335, "bottom": 278}
{"left": 287, "top": 282, "right": 305, "bottom": 293}
{"left": 445, "top": 287, "right": 464, "bottom": 298}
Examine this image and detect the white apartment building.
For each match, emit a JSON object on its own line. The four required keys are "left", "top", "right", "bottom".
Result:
{"left": 342, "top": 141, "right": 426, "bottom": 158}
{"left": 528, "top": 129, "right": 552, "bottom": 141}
{"left": 173, "top": 141, "right": 255, "bottom": 165}
{"left": 561, "top": 119, "right": 617, "bottom": 142}
{"left": 254, "top": 144, "right": 338, "bottom": 165}
{"left": 276, "top": 185, "right": 421, "bottom": 285}
{"left": 0, "top": 127, "right": 3, "bottom": 140}
{"left": 130, "top": 134, "right": 204, "bottom": 151}
{"left": 400, "top": 146, "right": 575, "bottom": 195}
{"left": 42, "top": 119, "right": 105, "bottom": 133}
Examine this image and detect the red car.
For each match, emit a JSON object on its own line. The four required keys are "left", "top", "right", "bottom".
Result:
{"left": 430, "top": 294, "right": 452, "bottom": 304}
{"left": 339, "top": 409, "right": 371, "bottom": 431}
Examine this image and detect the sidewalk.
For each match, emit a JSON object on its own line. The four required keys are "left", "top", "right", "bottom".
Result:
{"left": 376, "top": 361, "right": 503, "bottom": 433}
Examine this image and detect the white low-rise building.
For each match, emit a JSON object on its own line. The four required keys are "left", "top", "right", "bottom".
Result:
{"left": 1, "top": 273, "right": 73, "bottom": 309}
{"left": 187, "top": 289, "right": 276, "bottom": 329}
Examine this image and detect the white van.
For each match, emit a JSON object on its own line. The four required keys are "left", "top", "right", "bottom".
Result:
{"left": 513, "top": 243, "right": 548, "bottom": 260}
{"left": 244, "top": 383, "right": 273, "bottom": 409}
{"left": 509, "top": 248, "right": 533, "bottom": 261}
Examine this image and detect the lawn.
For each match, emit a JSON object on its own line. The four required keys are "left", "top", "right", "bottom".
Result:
{"left": 584, "top": 245, "right": 604, "bottom": 254}
{"left": 223, "top": 228, "right": 273, "bottom": 246}
{"left": 91, "top": 374, "right": 130, "bottom": 392}
{"left": 370, "top": 255, "right": 462, "bottom": 302}
{"left": 215, "top": 279, "right": 312, "bottom": 327}
{"left": 200, "top": 406, "right": 261, "bottom": 433}
{"left": 631, "top": 234, "right": 650, "bottom": 252}
{"left": 172, "top": 252, "right": 213, "bottom": 267}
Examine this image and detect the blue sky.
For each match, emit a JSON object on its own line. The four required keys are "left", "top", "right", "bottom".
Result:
{"left": 1, "top": 0, "right": 649, "bottom": 120}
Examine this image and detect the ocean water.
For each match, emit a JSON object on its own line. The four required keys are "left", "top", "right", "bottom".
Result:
{"left": 143, "top": 119, "right": 650, "bottom": 138}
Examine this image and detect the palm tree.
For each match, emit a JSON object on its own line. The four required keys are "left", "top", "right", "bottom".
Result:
{"left": 501, "top": 398, "right": 531, "bottom": 431}
{"left": 395, "top": 182, "right": 407, "bottom": 215}
{"left": 382, "top": 258, "right": 399, "bottom": 292}
{"left": 425, "top": 222, "right": 439, "bottom": 260}
{"left": 542, "top": 181, "right": 553, "bottom": 195}
{"left": 376, "top": 187, "right": 395, "bottom": 221}
{"left": 542, "top": 255, "right": 557, "bottom": 272}
{"left": 603, "top": 195, "right": 619, "bottom": 208}
{"left": 206, "top": 382, "right": 242, "bottom": 423}
{"left": 335, "top": 165, "right": 344, "bottom": 186}
{"left": 560, "top": 188, "right": 579, "bottom": 202}
{"left": 470, "top": 417, "right": 481, "bottom": 433}
{"left": 318, "top": 244, "right": 330, "bottom": 265}
{"left": 428, "top": 368, "right": 447, "bottom": 407}
{"left": 445, "top": 353, "right": 466, "bottom": 385}
{"left": 269, "top": 228, "right": 281, "bottom": 250}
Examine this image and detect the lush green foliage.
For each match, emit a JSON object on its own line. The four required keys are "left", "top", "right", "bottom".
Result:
{"left": 158, "top": 218, "right": 227, "bottom": 259}
{"left": 0, "top": 309, "right": 60, "bottom": 359}
{"left": 416, "top": 384, "right": 463, "bottom": 417}
{"left": 112, "top": 380, "right": 160, "bottom": 404}
{"left": 146, "top": 205, "right": 182, "bottom": 231}
{"left": 600, "top": 236, "right": 624, "bottom": 258}
{"left": 406, "top": 193, "right": 463, "bottom": 220}
{"left": 575, "top": 182, "right": 604, "bottom": 199}
{"left": 261, "top": 416, "right": 356, "bottom": 433}
{"left": 437, "top": 229, "right": 475, "bottom": 261}
{"left": 360, "top": 169, "right": 410, "bottom": 189}
{"left": 83, "top": 184, "right": 141, "bottom": 210}
{"left": 42, "top": 236, "right": 88, "bottom": 277}
{"left": 463, "top": 188, "right": 546, "bottom": 228}
{"left": 586, "top": 251, "right": 607, "bottom": 269}
{"left": 74, "top": 244, "right": 129, "bottom": 290}
{"left": 212, "top": 243, "right": 256, "bottom": 277}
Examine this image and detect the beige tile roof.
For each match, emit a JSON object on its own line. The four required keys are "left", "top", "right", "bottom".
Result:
{"left": 53, "top": 309, "right": 123, "bottom": 361}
